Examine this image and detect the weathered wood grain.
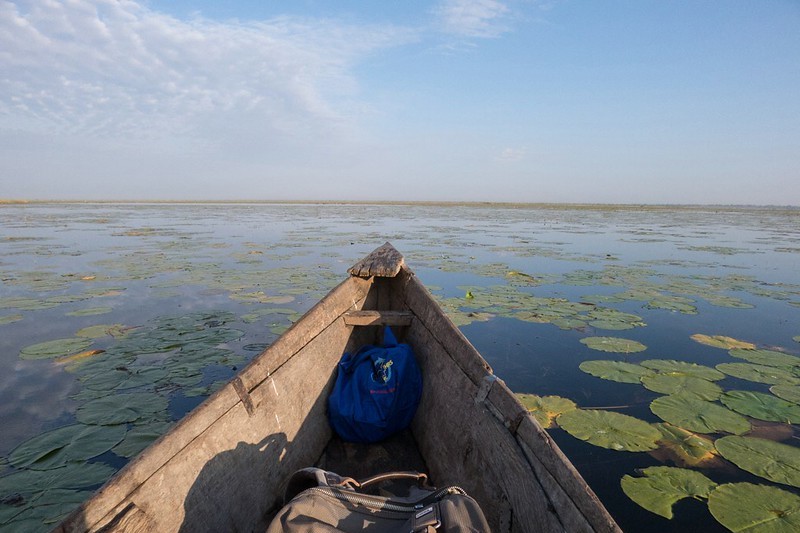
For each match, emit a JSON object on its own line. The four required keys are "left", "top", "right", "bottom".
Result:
{"left": 343, "top": 310, "right": 413, "bottom": 326}
{"left": 347, "top": 242, "right": 405, "bottom": 278}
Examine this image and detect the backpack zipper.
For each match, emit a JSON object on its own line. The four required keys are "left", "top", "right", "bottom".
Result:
{"left": 306, "top": 486, "right": 468, "bottom": 513}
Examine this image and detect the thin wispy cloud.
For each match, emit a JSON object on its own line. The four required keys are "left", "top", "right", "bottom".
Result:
{"left": 434, "top": 0, "right": 511, "bottom": 38}
{"left": 0, "top": 1, "right": 415, "bottom": 142}
{"left": 496, "top": 147, "right": 525, "bottom": 161}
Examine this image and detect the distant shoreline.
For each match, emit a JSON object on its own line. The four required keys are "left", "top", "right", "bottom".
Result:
{"left": 1, "top": 199, "right": 798, "bottom": 211}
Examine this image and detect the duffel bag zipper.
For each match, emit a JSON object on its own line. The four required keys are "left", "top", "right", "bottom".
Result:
{"left": 306, "top": 486, "right": 468, "bottom": 513}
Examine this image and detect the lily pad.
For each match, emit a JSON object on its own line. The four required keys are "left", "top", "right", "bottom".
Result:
{"left": 516, "top": 394, "right": 577, "bottom": 428}
{"left": 75, "top": 324, "right": 131, "bottom": 339}
{"left": 556, "top": 409, "right": 661, "bottom": 451}
{"left": 579, "top": 360, "right": 653, "bottom": 384}
{"left": 0, "top": 462, "right": 116, "bottom": 496}
{"left": 641, "top": 374, "right": 723, "bottom": 401}
{"left": 19, "top": 338, "right": 93, "bottom": 360}
{"left": 691, "top": 334, "right": 756, "bottom": 350}
{"left": 640, "top": 359, "right": 725, "bottom": 381}
{"left": 75, "top": 393, "right": 168, "bottom": 425}
{"left": 650, "top": 395, "right": 750, "bottom": 435}
{"left": 715, "top": 436, "right": 800, "bottom": 488}
{"left": 9, "top": 424, "right": 127, "bottom": 470}
{"left": 720, "top": 390, "right": 800, "bottom": 423}
{"left": 716, "top": 362, "right": 800, "bottom": 385}
{"left": 708, "top": 482, "right": 800, "bottom": 533}
{"left": 579, "top": 337, "right": 647, "bottom": 354}
{"left": 770, "top": 385, "right": 800, "bottom": 404}
{"left": 621, "top": 466, "right": 717, "bottom": 519}
{"left": 652, "top": 423, "right": 719, "bottom": 467}
{"left": 112, "top": 421, "right": 173, "bottom": 458}
{"left": 728, "top": 348, "right": 800, "bottom": 369}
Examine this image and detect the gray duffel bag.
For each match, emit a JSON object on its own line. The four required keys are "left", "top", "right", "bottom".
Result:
{"left": 267, "top": 468, "right": 491, "bottom": 532}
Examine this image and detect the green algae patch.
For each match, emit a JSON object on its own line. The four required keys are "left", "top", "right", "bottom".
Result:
{"left": 715, "top": 436, "right": 800, "bottom": 488}
{"left": 708, "top": 483, "right": 800, "bottom": 533}
{"left": 579, "top": 336, "right": 647, "bottom": 354}
{"left": 556, "top": 409, "right": 660, "bottom": 451}
{"left": 650, "top": 395, "right": 750, "bottom": 435}
{"left": 20, "top": 337, "right": 93, "bottom": 360}
{"left": 690, "top": 334, "right": 756, "bottom": 350}
{"left": 579, "top": 360, "right": 653, "bottom": 384}
{"left": 9, "top": 424, "right": 126, "bottom": 470}
{"left": 621, "top": 466, "right": 717, "bottom": 519}
{"left": 720, "top": 390, "right": 800, "bottom": 423}
{"left": 516, "top": 394, "right": 577, "bottom": 428}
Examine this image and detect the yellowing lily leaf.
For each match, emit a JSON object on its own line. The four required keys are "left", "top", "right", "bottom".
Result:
{"left": 516, "top": 394, "right": 577, "bottom": 428}
{"left": 651, "top": 423, "right": 720, "bottom": 468}
{"left": 690, "top": 334, "right": 756, "bottom": 350}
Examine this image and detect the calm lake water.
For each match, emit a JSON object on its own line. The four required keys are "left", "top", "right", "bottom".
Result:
{"left": 1, "top": 203, "right": 799, "bottom": 532}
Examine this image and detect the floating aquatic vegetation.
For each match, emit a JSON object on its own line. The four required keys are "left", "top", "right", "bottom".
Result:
{"left": 75, "top": 324, "right": 132, "bottom": 339}
{"left": 0, "top": 297, "right": 60, "bottom": 311}
{"left": 55, "top": 349, "right": 105, "bottom": 365}
{"left": 515, "top": 394, "right": 576, "bottom": 428}
{"left": 65, "top": 307, "right": 113, "bottom": 317}
{"left": 715, "top": 436, "right": 800, "bottom": 488}
{"left": 641, "top": 374, "right": 723, "bottom": 401}
{"left": 770, "top": 384, "right": 800, "bottom": 404}
{"left": 75, "top": 393, "right": 168, "bottom": 425}
{"left": 708, "top": 482, "right": 800, "bottom": 533}
{"left": 720, "top": 390, "right": 800, "bottom": 423}
{"left": 0, "top": 314, "right": 22, "bottom": 325}
{"left": 19, "top": 338, "right": 93, "bottom": 360}
{"left": 578, "top": 360, "right": 654, "bottom": 384}
{"left": 639, "top": 359, "right": 725, "bottom": 381}
{"left": 556, "top": 409, "right": 661, "bottom": 451}
{"left": 8, "top": 424, "right": 127, "bottom": 470}
{"left": 716, "top": 362, "right": 800, "bottom": 385}
{"left": 579, "top": 337, "right": 647, "bottom": 354}
{"left": 703, "top": 295, "right": 754, "bottom": 309}
{"left": 111, "top": 421, "right": 173, "bottom": 458}
{"left": 621, "top": 466, "right": 717, "bottom": 519}
{"left": 651, "top": 423, "right": 719, "bottom": 468}
{"left": 644, "top": 296, "right": 698, "bottom": 314}
{"left": 650, "top": 395, "right": 750, "bottom": 435}
{"left": 690, "top": 334, "right": 756, "bottom": 350}
{"left": 728, "top": 348, "right": 800, "bottom": 369}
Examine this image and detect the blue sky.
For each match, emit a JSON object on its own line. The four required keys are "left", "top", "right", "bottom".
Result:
{"left": 1, "top": 1, "right": 798, "bottom": 204}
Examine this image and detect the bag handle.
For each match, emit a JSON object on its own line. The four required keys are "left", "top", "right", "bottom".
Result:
{"left": 356, "top": 471, "right": 429, "bottom": 489}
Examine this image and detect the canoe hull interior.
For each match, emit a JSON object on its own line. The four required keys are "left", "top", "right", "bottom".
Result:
{"left": 55, "top": 244, "right": 619, "bottom": 533}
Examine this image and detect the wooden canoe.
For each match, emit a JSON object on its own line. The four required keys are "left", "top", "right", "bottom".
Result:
{"left": 56, "top": 243, "right": 620, "bottom": 533}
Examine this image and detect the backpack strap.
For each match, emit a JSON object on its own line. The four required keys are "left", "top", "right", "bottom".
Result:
{"left": 283, "top": 468, "right": 358, "bottom": 503}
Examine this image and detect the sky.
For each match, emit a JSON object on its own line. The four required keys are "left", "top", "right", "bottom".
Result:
{"left": 1, "top": 0, "right": 798, "bottom": 204}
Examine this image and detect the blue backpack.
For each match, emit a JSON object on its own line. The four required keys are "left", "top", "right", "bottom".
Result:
{"left": 328, "top": 327, "right": 422, "bottom": 443}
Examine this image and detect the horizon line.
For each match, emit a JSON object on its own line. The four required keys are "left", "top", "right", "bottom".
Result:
{"left": 1, "top": 199, "right": 799, "bottom": 210}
